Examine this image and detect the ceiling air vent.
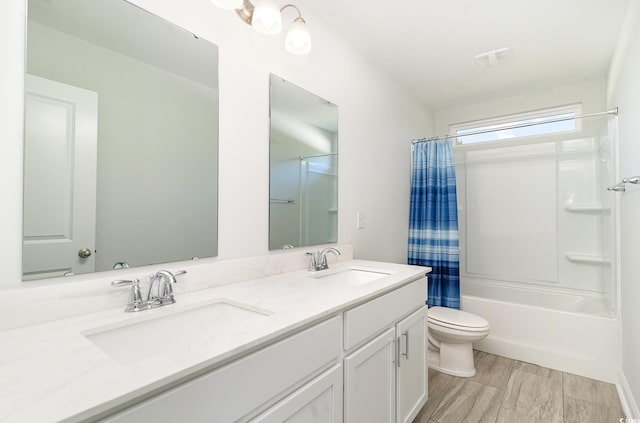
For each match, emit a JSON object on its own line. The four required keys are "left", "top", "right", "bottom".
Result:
{"left": 474, "top": 47, "right": 513, "bottom": 68}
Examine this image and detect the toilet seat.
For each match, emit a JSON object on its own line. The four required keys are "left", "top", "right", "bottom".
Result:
{"left": 428, "top": 306, "right": 490, "bottom": 332}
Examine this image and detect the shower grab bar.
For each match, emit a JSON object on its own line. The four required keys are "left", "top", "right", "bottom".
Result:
{"left": 607, "top": 176, "right": 640, "bottom": 192}
{"left": 270, "top": 198, "right": 296, "bottom": 204}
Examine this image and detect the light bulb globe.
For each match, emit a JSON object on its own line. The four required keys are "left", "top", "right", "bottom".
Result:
{"left": 285, "top": 19, "right": 311, "bottom": 55}
{"left": 252, "top": 0, "right": 282, "bottom": 35}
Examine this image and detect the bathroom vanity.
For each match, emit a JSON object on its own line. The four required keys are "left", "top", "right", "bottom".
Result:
{"left": 0, "top": 255, "right": 430, "bottom": 422}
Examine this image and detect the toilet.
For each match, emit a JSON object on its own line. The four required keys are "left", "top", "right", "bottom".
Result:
{"left": 427, "top": 306, "right": 490, "bottom": 377}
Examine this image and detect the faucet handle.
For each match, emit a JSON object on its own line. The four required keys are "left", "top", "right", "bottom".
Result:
{"left": 112, "top": 279, "right": 144, "bottom": 312}
{"left": 160, "top": 273, "right": 180, "bottom": 299}
{"left": 111, "top": 278, "right": 139, "bottom": 287}
{"left": 305, "top": 251, "right": 318, "bottom": 272}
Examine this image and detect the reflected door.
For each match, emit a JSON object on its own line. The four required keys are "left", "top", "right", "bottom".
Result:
{"left": 23, "top": 74, "right": 98, "bottom": 280}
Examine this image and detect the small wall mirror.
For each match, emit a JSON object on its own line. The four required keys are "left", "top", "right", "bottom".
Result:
{"left": 23, "top": 0, "right": 219, "bottom": 280}
{"left": 269, "top": 75, "right": 338, "bottom": 250}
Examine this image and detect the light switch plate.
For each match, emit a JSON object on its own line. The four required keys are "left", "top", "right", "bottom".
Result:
{"left": 357, "top": 211, "right": 365, "bottom": 229}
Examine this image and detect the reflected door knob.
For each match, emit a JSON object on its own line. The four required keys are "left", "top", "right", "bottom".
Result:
{"left": 78, "top": 248, "right": 92, "bottom": 258}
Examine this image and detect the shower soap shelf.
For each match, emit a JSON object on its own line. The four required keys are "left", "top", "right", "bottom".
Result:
{"left": 564, "top": 203, "right": 609, "bottom": 214}
{"left": 565, "top": 253, "right": 610, "bottom": 265}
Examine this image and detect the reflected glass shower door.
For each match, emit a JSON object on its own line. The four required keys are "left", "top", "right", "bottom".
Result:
{"left": 299, "top": 154, "right": 338, "bottom": 246}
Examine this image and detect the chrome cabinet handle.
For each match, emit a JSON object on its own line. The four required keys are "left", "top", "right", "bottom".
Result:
{"left": 401, "top": 331, "right": 409, "bottom": 360}
{"left": 78, "top": 248, "right": 92, "bottom": 258}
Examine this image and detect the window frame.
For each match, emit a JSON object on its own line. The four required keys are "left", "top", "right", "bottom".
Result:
{"left": 449, "top": 104, "right": 583, "bottom": 147}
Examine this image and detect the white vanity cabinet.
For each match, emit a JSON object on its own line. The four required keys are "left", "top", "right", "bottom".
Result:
{"left": 103, "top": 316, "right": 342, "bottom": 423}
{"left": 101, "top": 276, "right": 427, "bottom": 423}
{"left": 250, "top": 364, "right": 343, "bottom": 423}
{"left": 343, "top": 278, "right": 427, "bottom": 423}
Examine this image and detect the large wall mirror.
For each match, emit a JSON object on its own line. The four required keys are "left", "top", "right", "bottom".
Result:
{"left": 269, "top": 75, "right": 338, "bottom": 250}
{"left": 23, "top": 0, "right": 219, "bottom": 280}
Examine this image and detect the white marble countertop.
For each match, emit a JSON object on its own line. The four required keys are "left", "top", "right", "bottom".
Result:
{"left": 0, "top": 259, "right": 429, "bottom": 423}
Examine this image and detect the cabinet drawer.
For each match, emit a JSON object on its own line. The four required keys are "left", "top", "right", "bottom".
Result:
{"left": 104, "top": 315, "right": 342, "bottom": 423}
{"left": 343, "top": 278, "right": 425, "bottom": 351}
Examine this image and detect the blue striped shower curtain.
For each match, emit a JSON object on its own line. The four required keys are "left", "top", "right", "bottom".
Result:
{"left": 408, "top": 139, "right": 460, "bottom": 309}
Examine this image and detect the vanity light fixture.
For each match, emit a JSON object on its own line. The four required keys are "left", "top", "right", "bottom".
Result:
{"left": 212, "top": 0, "right": 312, "bottom": 55}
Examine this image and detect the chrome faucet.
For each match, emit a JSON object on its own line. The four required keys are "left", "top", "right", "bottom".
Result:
{"left": 112, "top": 269, "right": 186, "bottom": 312}
{"left": 306, "top": 247, "right": 341, "bottom": 271}
{"left": 147, "top": 270, "right": 179, "bottom": 306}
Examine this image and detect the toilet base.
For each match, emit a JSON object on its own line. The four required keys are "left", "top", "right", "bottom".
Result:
{"left": 428, "top": 341, "right": 477, "bottom": 378}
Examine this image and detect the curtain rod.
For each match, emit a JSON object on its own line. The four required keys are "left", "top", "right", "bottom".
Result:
{"left": 411, "top": 107, "right": 619, "bottom": 145}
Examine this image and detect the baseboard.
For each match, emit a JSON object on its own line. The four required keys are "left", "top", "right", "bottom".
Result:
{"left": 618, "top": 367, "right": 640, "bottom": 418}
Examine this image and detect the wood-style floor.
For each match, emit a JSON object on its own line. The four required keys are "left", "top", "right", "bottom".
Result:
{"left": 413, "top": 351, "right": 624, "bottom": 423}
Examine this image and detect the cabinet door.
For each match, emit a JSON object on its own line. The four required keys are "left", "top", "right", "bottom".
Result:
{"left": 344, "top": 327, "right": 396, "bottom": 423}
{"left": 251, "top": 364, "right": 343, "bottom": 423}
{"left": 396, "top": 306, "right": 427, "bottom": 423}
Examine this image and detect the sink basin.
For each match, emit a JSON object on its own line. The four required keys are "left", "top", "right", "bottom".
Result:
{"left": 83, "top": 300, "right": 272, "bottom": 364}
{"left": 313, "top": 268, "right": 392, "bottom": 286}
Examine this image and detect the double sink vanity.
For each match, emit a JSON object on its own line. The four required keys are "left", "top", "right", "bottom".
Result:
{"left": 0, "top": 249, "right": 431, "bottom": 422}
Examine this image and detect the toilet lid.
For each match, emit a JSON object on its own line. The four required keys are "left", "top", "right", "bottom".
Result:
{"left": 428, "top": 306, "right": 489, "bottom": 329}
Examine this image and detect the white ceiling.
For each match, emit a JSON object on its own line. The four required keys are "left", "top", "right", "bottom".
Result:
{"left": 295, "top": 0, "right": 631, "bottom": 110}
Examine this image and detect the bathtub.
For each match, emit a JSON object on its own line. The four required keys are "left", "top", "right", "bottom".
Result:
{"left": 460, "top": 281, "right": 619, "bottom": 383}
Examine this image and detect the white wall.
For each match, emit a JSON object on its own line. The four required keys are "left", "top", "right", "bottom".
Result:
{"left": 0, "top": 0, "right": 433, "bottom": 288}
{"left": 608, "top": 0, "right": 640, "bottom": 417}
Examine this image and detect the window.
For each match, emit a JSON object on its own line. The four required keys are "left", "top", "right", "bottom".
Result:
{"left": 450, "top": 104, "right": 582, "bottom": 145}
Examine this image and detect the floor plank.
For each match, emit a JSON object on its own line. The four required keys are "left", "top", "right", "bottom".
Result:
{"left": 495, "top": 407, "right": 552, "bottom": 423}
{"left": 429, "top": 379, "right": 503, "bottom": 423}
{"left": 513, "top": 360, "right": 563, "bottom": 381}
{"left": 563, "top": 372, "right": 623, "bottom": 412}
{"left": 414, "top": 351, "right": 624, "bottom": 423}
{"left": 502, "top": 369, "right": 563, "bottom": 423}
{"left": 413, "top": 369, "right": 465, "bottom": 423}
{"left": 564, "top": 396, "right": 625, "bottom": 423}
{"left": 471, "top": 351, "right": 515, "bottom": 390}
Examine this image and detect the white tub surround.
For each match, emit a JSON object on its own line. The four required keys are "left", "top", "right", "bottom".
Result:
{"left": 462, "top": 295, "right": 619, "bottom": 383}
{"left": 0, "top": 251, "right": 430, "bottom": 422}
